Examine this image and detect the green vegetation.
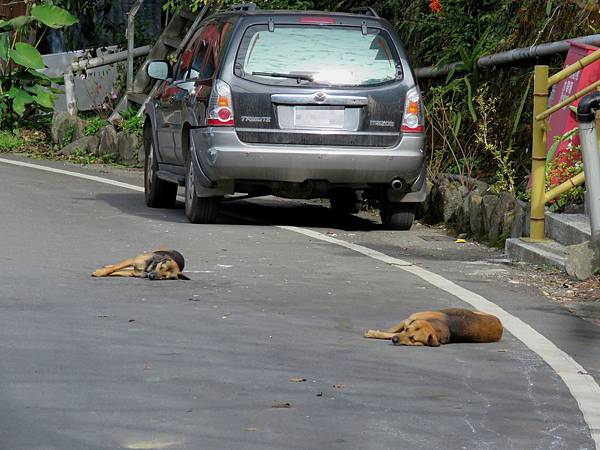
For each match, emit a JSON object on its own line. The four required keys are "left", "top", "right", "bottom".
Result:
{"left": 71, "top": 147, "right": 120, "bottom": 165}
{"left": 84, "top": 116, "right": 108, "bottom": 136}
{"left": 0, "top": 130, "right": 24, "bottom": 151}
{"left": 378, "top": 0, "right": 598, "bottom": 204}
{"left": 115, "top": 107, "right": 143, "bottom": 138}
{"left": 0, "top": 4, "right": 78, "bottom": 128}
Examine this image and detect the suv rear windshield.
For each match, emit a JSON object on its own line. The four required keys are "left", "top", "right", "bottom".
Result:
{"left": 235, "top": 24, "right": 402, "bottom": 87}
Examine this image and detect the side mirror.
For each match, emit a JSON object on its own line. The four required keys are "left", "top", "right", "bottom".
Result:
{"left": 146, "top": 60, "right": 172, "bottom": 81}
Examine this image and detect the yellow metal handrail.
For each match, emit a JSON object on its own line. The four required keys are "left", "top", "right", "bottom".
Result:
{"left": 529, "top": 47, "right": 600, "bottom": 241}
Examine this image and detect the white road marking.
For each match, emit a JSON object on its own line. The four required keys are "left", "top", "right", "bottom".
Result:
{"left": 280, "top": 226, "right": 600, "bottom": 447}
{"left": 3, "top": 156, "right": 599, "bottom": 447}
{"left": 0, "top": 157, "right": 145, "bottom": 192}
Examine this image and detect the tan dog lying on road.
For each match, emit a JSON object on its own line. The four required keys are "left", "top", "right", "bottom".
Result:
{"left": 364, "top": 308, "right": 503, "bottom": 346}
{"left": 92, "top": 249, "right": 190, "bottom": 280}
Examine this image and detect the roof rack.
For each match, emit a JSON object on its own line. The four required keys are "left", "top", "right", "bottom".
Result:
{"left": 226, "top": 3, "right": 257, "bottom": 12}
{"left": 349, "top": 7, "right": 379, "bottom": 17}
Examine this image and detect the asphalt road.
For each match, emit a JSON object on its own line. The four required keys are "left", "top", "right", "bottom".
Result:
{"left": 1, "top": 155, "right": 599, "bottom": 450}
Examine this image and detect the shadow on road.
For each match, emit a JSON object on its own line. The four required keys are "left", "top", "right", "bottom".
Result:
{"left": 221, "top": 198, "right": 382, "bottom": 231}
{"left": 94, "top": 192, "right": 383, "bottom": 231}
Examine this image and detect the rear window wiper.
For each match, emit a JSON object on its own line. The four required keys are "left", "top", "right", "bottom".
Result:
{"left": 252, "top": 71, "right": 314, "bottom": 83}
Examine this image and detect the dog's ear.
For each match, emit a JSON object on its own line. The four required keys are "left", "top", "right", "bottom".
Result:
{"left": 177, "top": 272, "right": 190, "bottom": 280}
{"left": 427, "top": 333, "right": 440, "bottom": 347}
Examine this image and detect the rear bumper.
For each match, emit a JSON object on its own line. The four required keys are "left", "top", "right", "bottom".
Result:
{"left": 191, "top": 127, "right": 425, "bottom": 187}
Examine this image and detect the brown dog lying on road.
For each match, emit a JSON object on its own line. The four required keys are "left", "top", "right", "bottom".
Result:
{"left": 364, "top": 308, "right": 503, "bottom": 346}
{"left": 91, "top": 249, "right": 190, "bottom": 280}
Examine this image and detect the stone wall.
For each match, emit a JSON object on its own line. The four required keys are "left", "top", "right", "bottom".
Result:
{"left": 51, "top": 112, "right": 143, "bottom": 165}
{"left": 423, "top": 174, "right": 527, "bottom": 245}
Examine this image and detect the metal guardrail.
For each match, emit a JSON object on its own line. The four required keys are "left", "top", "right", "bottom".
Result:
{"left": 415, "top": 34, "right": 600, "bottom": 79}
{"left": 529, "top": 48, "right": 600, "bottom": 241}
{"left": 63, "top": 45, "right": 151, "bottom": 115}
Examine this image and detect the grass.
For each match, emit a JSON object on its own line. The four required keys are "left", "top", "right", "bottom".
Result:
{"left": 70, "top": 147, "right": 121, "bottom": 165}
{"left": 0, "top": 123, "right": 140, "bottom": 168}
{"left": 0, "top": 131, "right": 24, "bottom": 152}
{"left": 84, "top": 116, "right": 108, "bottom": 136}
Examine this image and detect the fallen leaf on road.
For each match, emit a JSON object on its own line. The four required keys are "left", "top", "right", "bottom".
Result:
{"left": 128, "top": 319, "right": 135, "bottom": 323}
{"left": 289, "top": 377, "right": 306, "bottom": 383}
{"left": 455, "top": 239, "right": 467, "bottom": 244}
{"left": 333, "top": 384, "right": 345, "bottom": 389}
{"left": 271, "top": 402, "right": 292, "bottom": 408}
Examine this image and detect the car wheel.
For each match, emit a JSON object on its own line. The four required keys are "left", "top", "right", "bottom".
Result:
{"left": 380, "top": 202, "right": 416, "bottom": 230}
{"left": 144, "top": 129, "right": 177, "bottom": 208}
{"left": 184, "top": 156, "right": 220, "bottom": 224}
{"left": 329, "top": 190, "right": 361, "bottom": 215}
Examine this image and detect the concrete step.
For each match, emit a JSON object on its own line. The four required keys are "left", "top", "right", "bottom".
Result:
{"left": 505, "top": 237, "right": 566, "bottom": 270}
{"left": 545, "top": 212, "right": 591, "bottom": 246}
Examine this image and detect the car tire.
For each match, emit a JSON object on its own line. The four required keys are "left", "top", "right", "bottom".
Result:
{"left": 329, "top": 190, "right": 361, "bottom": 215}
{"left": 380, "top": 202, "right": 416, "bottom": 230}
{"left": 184, "top": 156, "right": 220, "bottom": 224}
{"left": 144, "top": 129, "right": 177, "bottom": 208}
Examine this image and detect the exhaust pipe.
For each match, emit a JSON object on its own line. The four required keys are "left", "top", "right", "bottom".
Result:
{"left": 390, "top": 178, "right": 403, "bottom": 191}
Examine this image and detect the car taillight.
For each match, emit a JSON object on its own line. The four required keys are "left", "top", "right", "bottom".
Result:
{"left": 207, "top": 80, "right": 234, "bottom": 126}
{"left": 401, "top": 87, "right": 424, "bottom": 133}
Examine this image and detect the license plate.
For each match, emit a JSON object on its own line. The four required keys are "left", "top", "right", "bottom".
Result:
{"left": 294, "top": 106, "right": 345, "bottom": 129}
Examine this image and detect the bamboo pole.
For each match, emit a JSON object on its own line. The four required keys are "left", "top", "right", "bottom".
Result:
{"left": 544, "top": 172, "right": 585, "bottom": 203}
{"left": 530, "top": 65, "right": 549, "bottom": 241}
{"left": 547, "top": 47, "right": 600, "bottom": 88}
{"left": 535, "top": 78, "right": 600, "bottom": 121}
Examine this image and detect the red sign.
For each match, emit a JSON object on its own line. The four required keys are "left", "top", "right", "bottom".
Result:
{"left": 547, "top": 42, "right": 600, "bottom": 156}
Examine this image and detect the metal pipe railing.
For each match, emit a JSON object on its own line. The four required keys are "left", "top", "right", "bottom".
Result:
{"left": 70, "top": 45, "right": 151, "bottom": 71}
{"left": 577, "top": 93, "right": 600, "bottom": 247}
{"left": 415, "top": 34, "right": 600, "bottom": 79}
{"left": 63, "top": 45, "right": 152, "bottom": 115}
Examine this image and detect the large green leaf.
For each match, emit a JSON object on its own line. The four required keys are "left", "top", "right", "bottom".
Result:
{"left": 0, "top": 32, "right": 8, "bottom": 63}
{"left": 463, "top": 76, "right": 477, "bottom": 122}
{"left": 26, "top": 85, "right": 54, "bottom": 109}
{"left": 0, "top": 16, "right": 34, "bottom": 31}
{"left": 30, "top": 5, "right": 78, "bottom": 29}
{"left": 10, "top": 88, "right": 33, "bottom": 115}
{"left": 8, "top": 43, "right": 44, "bottom": 69}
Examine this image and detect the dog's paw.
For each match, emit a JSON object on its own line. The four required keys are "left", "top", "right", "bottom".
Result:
{"left": 363, "top": 329, "right": 378, "bottom": 338}
{"left": 91, "top": 270, "right": 105, "bottom": 277}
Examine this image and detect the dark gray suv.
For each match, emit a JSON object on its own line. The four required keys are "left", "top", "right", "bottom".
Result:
{"left": 144, "top": 4, "right": 426, "bottom": 229}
